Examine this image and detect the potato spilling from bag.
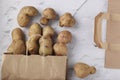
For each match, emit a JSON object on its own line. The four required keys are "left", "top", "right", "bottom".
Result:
{"left": 27, "top": 23, "right": 41, "bottom": 54}
{"left": 53, "top": 30, "right": 72, "bottom": 56}
{"left": 7, "top": 28, "right": 26, "bottom": 54}
{"left": 39, "top": 36, "right": 53, "bottom": 56}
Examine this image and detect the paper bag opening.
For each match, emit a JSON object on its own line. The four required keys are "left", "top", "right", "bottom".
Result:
{"left": 1, "top": 54, "right": 67, "bottom": 80}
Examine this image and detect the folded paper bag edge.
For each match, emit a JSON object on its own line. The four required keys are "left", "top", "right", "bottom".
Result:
{"left": 1, "top": 54, "right": 67, "bottom": 80}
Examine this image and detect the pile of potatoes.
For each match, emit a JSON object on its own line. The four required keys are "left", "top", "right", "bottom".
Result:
{"left": 7, "top": 6, "right": 96, "bottom": 78}
{"left": 7, "top": 6, "right": 74, "bottom": 56}
{"left": 7, "top": 25, "right": 72, "bottom": 56}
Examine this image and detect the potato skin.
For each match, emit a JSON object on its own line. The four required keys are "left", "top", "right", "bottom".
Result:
{"left": 43, "top": 26, "right": 55, "bottom": 37}
{"left": 39, "top": 36, "right": 53, "bottom": 56}
{"left": 59, "top": 13, "right": 76, "bottom": 27}
{"left": 57, "top": 30, "right": 72, "bottom": 44}
{"left": 27, "top": 23, "right": 42, "bottom": 55}
{"left": 17, "top": 6, "right": 38, "bottom": 27}
{"left": 40, "top": 17, "right": 49, "bottom": 25}
{"left": 7, "top": 28, "right": 26, "bottom": 54}
{"left": 39, "top": 36, "right": 52, "bottom": 44}
{"left": 43, "top": 8, "right": 56, "bottom": 19}
{"left": 53, "top": 43, "right": 68, "bottom": 56}
{"left": 74, "top": 63, "right": 96, "bottom": 78}
{"left": 29, "top": 23, "right": 42, "bottom": 36}
{"left": 12, "top": 28, "right": 24, "bottom": 40}
{"left": 7, "top": 40, "right": 26, "bottom": 54}
{"left": 17, "top": 14, "right": 30, "bottom": 27}
{"left": 27, "top": 35, "right": 41, "bottom": 54}
{"left": 13, "top": 40, "right": 26, "bottom": 54}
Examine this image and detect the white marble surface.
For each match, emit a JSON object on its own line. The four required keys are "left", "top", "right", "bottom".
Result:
{"left": 1, "top": 0, "right": 120, "bottom": 80}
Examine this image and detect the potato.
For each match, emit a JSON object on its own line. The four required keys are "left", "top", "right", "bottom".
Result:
{"left": 39, "top": 36, "right": 53, "bottom": 56}
{"left": 27, "top": 35, "right": 41, "bottom": 54}
{"left": 7, "top": 28, "right": 26, "bottom": 54}
{"left": 59, "top": 13, "right": 76, "bottom": 27}
{"left": 17, "top": 6, "right": 38, "bottom": 27}
{"left": 27, "top": 23, "right": 42, "bottom": 55}
{"left": 74, "top": 63, "right": 96, "bottom": 78}
{"left": 57, "top": 30, "right": 72, "bottom": 44}
{"left": 40, "top": 17, "right": 49, "bottom": 25}
{"left": 12, "top": 28, "right": 24, "bottom": 40}
{"left": 43, "top": 26, "right": 55, "bottom": 37}
{"left": 29, "top": 23, "right": 42, "bottom": 36}
{"left": 43, "top": 8, "right": 56, "bottom": 19}
{"left": 53, "top": 43, "right": 68, "bottom": 56}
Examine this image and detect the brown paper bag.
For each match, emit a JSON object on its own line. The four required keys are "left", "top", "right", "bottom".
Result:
{"left": 94, "top": 12, "right": 120, "bottom": 68}
{"left": 108, "top": 0, "right": 120, "bottom": 13}
{"left": 94, "top": 0, "right": 120, "bottom": 69}
{"left": 1, "top": 54, "right": 67, "bottom": 80}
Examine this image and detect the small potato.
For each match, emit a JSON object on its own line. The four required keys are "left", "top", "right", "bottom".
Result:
{"left": 59, "top": 13, "right": 76, "bottom": 27}
{"left": 29, "top": 23, "right": 42, "bottom": 36}
{"left": 17, "top": 6, "right": 38, "bottom": 27}
{"left": 43, "top": 8, "right": 56, "bottom": 19}
{"left": 39, "top": 36, "right": 53, "bottom": 56}
{"left": 53, "top": 43, "right": 68, "bottom": 56}
{"left": 43, "top": 26, "right": 55, "bottom": 37}
{"left": 57, "top": 30, "right": 72, "bottom": 44}
{"left": 74, "top": 63, "right": 96, "bottom": 78}
{"left": 27, "top": 35, "right": 41, "bottom": 54}
{"left": 40, "top": 17, "right": 49, "bottom": 25}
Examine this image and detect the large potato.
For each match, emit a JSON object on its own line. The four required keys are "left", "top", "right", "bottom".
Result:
{"left": 7, "top": 28, "right": 26, "bottom": 54}
{"left": 17, "top": 6, "right": 38, "bottom": 27}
